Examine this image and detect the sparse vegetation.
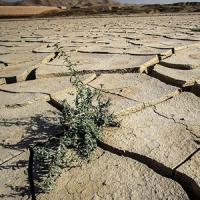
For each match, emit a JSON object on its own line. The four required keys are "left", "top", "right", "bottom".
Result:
{"left": 191, "top": 27, "right": 200, "bottom": 32}
{"left": 33, "top": 44, "right": 120, "bottom": 192}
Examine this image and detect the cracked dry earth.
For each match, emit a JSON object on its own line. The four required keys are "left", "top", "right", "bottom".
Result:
{"left": 0, "top": 14, "right": 200, "bottom": 200}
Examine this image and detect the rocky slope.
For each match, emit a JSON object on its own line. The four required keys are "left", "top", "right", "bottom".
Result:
{"left": 0, "top": 0, "right": 11, "bottom": 6}
{"left": 0, "top": 0, "right": 123, "bottom": 7}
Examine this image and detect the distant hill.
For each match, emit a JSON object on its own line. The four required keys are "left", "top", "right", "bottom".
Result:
{"left": 0, "top": 0, "right": 12, "bottom": 6}
{"left": 74, "top": 0, "right": 123, "bottom": 7}
{"left": 0, "top": 0, "right": 123, "bottom": 7}
{"left": 140, "top": 2, "right": 200, "bottom": 13}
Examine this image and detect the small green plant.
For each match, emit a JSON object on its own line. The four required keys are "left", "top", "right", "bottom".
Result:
{"left": 191, "top": 27, "right": 200, "bottom": 32}
{"left": 33, "top": 44, "right": 120, "bottom": 192}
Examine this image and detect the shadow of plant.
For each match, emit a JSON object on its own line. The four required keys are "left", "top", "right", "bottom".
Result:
{"left": 0, "top": 112, "right": 61, "bottom": 150}
{"left": 0, "top": 110, "right": 62, "bottom": 198}
{"left": 0, "top": 154, "right": 31, "bottom": 199}
{"left": 0, "top": 185, "right": 31, "bottom": 199}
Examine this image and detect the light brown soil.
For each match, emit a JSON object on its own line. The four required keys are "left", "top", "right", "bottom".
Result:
{"left": 0, "top": 6, "right": 59, "bottom": 16}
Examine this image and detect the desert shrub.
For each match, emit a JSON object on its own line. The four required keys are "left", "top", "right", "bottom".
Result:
{"left": 33, "top": 44, "right": 120, "bottom": 192}
{"left": 191, "top": 27, "right": 200, "bottom": 32}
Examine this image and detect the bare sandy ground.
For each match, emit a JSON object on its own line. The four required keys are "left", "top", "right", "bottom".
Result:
{"left": 0, "top": 6, "right": 59, "bottom": 16}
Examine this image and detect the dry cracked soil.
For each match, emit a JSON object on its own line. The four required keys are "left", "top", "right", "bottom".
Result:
{"left": 0, "top": 13, "right": 200, "bottom": 200}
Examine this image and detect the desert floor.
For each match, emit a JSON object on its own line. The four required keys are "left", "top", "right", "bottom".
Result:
{"left": 0, "top": 14, "right": 200, "bottom": 200}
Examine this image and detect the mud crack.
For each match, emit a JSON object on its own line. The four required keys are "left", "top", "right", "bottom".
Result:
{"left": 98, "top": 140, "right": 200, "bottom": 200}
{"left": 153, "top": 105, "right": 200, "bottom": 139}
{"left": 28, "top": 147, "right": 36, "bottom": 200}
